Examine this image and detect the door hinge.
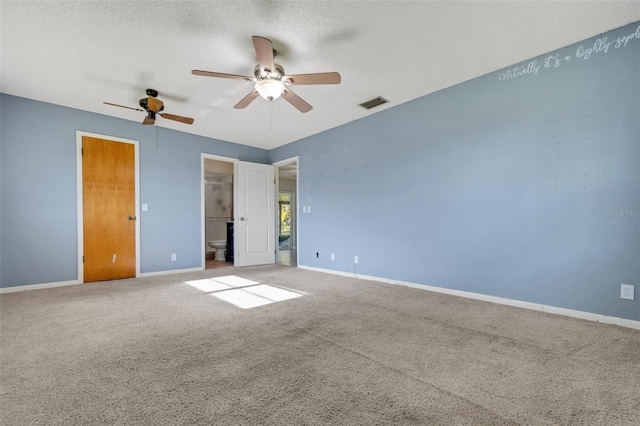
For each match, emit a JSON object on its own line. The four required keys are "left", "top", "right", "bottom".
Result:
{"left": 81, "top": 148, "right": 84, "bottom": 155}
{"left": 82, "top": 255, "right": 85, "bottom": 263}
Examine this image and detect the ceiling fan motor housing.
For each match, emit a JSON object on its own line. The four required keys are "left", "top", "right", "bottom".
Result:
{"left": 254, "top": 64, "right": 285, "bottom": 81}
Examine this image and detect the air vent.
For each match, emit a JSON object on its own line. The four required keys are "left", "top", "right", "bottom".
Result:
{"left": 359, "top": 96, "right": 389, "bottom": 110}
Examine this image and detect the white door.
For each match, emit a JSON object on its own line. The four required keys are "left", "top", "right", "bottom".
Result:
{"left": 236, "top": 161, "right": 275, "bottom": 266}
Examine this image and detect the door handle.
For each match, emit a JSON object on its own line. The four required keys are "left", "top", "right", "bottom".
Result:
{"left": 128, "top": 215, "right": 136, "bottom": 220}
{"left": 240, "top": 217, "right": 246, "bottom": 221}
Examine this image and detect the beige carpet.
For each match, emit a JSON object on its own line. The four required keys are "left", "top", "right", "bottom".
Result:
{"left": 1, "top": 265, "right": 639, "bottom": 425}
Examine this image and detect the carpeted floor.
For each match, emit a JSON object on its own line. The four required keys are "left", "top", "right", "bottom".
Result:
{"left": 1, "top": 265, "right": 639, "bottom": 425}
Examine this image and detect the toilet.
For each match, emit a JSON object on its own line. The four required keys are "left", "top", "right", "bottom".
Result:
{"left": 208, "top": 240, "right": 227, "bottom": 262}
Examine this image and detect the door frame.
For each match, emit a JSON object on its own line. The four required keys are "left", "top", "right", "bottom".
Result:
{"left": 76, "top": 131, "right": 141, "bottom": 282}
{"left": 273, "top": 156, "right": 299, "bottom": 265}
{"left": 201, "top": 153, "right": 239, "bottom": 268}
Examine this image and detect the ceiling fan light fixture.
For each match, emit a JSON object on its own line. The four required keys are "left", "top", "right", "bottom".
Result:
{"left": 255, "top": 79, "right": 284, "bottom": 100}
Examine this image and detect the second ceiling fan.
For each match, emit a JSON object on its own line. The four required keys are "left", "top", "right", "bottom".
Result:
{"left": 192, "top": 36, "right": 341, "bottom": 113}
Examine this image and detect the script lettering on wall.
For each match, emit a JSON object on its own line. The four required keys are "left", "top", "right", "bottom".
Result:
{"left": 499, "top": 24, "right": 640, "bottom": 81}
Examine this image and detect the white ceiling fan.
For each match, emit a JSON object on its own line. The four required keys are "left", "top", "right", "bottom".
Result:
{"left": 192, "top": 36, "right": 341, "bottom": 113}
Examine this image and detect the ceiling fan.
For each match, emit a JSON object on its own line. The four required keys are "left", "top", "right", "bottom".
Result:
{"left": 192, "top": 36, "right": 341, "bottom": 113}
{"left": 103, "top": 89, "right": 194, "bottom": 125}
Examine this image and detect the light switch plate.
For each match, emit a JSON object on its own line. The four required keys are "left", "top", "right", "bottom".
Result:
{"left": 142, "top": 203, "right": 148, "bottom": 211}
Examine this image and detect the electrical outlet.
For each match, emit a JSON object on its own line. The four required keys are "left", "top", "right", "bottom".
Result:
{"left": 331, "top": 253, "right": 335, "bottom": 261}
{"left": 354, "top": 255, "right": 359, "bottom": 264}
{"left": 621, "top": 284, "right": 634, "bottom": 300}
{"left": 171, "top": 253, "right": 177, "bottom": 261}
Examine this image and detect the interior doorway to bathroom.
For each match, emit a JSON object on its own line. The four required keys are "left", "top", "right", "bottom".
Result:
{"left": 203, "top": 156, "right": 235, "bottom": 270}
{"left": 202, "top": 154, "right": 276, "bottom": 269}
{"left": 275, "top": 158, "right": 298, "bottom": 267}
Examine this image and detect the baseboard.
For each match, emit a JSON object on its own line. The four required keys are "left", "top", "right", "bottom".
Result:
{"left": 138, "top": 266, "right": 204, "bottom": 278}
{"left": 0, "top": 266, "right": 205, "bottom": 293}
{"left": 298, "top": 265, "right": 640, "bottom": 331}
{"left": 0, "top": 279, "right": 83, "bottom": 294}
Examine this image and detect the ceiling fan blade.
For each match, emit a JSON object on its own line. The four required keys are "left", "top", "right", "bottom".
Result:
{"left": 142, "top": 116, "right": 155, "bottom": 125}
{"left": 192, "top": 70, "right": 254, "bottom": 81}
{"left": 281, "top": 88, "right": 312, "bottom": 113}
{"left": 234, "top": 90, "right": 260, "bottom": 109}
{"left": 103, "top": 102, "right": 144, "bottom": 112}
{"left": 159, "top": 113, "right": 194, "bottom": 125}
{"left": 283, "top": 72, "right": 341, "bottom": 85}
{"left": 147, "top": 96, "right": 163, "bottom": 113}
{"left": 252, "top": 36, "right": 275, "bottom": 73}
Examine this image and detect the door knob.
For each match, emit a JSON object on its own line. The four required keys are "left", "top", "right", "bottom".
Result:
{"left": 128, "top": 215, "right": 136, "bottom": 220}
{"left": 240, "top": 217, "right": 246, "bottom": 221}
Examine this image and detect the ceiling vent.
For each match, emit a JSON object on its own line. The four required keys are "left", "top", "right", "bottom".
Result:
{"left": 359, "top": 96, "right": 389, "bottom": 110}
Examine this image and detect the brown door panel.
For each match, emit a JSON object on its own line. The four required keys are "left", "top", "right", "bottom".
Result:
{"left": 82, "top": 137, "right": 136, "bottom": 282}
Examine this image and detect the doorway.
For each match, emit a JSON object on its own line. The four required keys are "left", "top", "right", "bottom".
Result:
{"left": 201, "top": 155, "right": 276, "bottom": 269}
{"left": 77, "top": 131, "right": 140, "bottom": 282}
{"left": 275, "top": 158, "right": 298, "bottom": 267}
{"left": 203, "top": 156, "right": 235, "bottom": 270}
{"left": 279, "top": 192, "right": 292, "bottom": 250}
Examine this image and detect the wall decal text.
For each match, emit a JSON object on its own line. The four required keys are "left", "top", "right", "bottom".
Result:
{"left": 499, "top": 25, "right": 640, "bottom": 81}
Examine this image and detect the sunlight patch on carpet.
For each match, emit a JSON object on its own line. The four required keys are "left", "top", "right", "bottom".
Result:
{"left": 212, "top": 275, "right": 259, "bottom": 288}
{"left": 184, "top": 275, "right": 304, "bottom": 309}
{"left": 184, "top": 278, "right": 231, "bottom": 293}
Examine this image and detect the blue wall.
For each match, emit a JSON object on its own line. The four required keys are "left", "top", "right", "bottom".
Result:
{"left": 271, "top": 22, "right": 640, "bottom": 321}
{"left": 1, "top": 95, "right": 269, "bottom": 287}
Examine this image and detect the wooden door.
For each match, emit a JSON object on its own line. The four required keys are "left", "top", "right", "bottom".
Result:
{"left": 82, "top": 136, "right": 136, "bottom": 282}
{"left": 236, "top": 161, "right": 275, "bottom": 266}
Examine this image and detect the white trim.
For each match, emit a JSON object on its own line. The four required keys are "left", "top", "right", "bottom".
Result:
{"left": 138, "top": 267, "right": 203, "bottom": 278}
{"left": 76, "top": 131, "right": 141, "bottom": 283}
{"left": 0, "top": 280, "right": 82, "bottom": 294}
{"left": 298, "top": 265, "right": 640, "bottom": 330}
{"left": 201, "top": 153, "right": 239, "bottom": 269}
{"left": 0, "top": 265, "right": 205, "bottom": 292}
{"left": 273, "top": 156, "right": 299, "bottom": 263}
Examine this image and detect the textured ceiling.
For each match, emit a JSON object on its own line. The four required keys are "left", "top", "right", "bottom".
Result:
{"left": 2, "top": 1, "right": 639, "bottom": 150}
